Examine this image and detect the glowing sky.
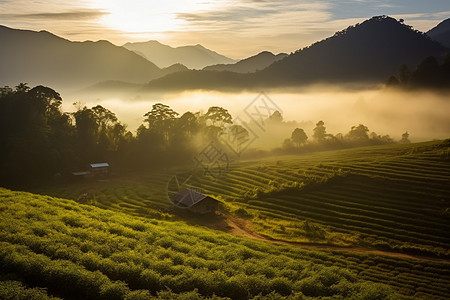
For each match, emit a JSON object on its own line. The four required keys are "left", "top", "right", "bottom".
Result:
{"left": 1, "top": 0, "right": 449, "bottom": 58}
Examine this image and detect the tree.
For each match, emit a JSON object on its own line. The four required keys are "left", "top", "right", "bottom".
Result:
{"left": 397, "top": 64, "right": 411, "bottom": 85}
{"left": 203, "top": 106, "right": 233, "bottom": 140}
{"left": 143, "top": 103, "right": 179, "bottom": 147}
{"left": 204, "top": 106, "right": 232, "bottom": 127}
{"left": 175, "top": 111, "right": 200, "bottom": 139}
{"left": 228, "top": 124, "right": 250, "bottom": 154}
{"left": 73, "top": 106, "right": 99, "bottom": 163}
{"left": 411, "top": 56, "right": 440, "bottom": 87}
{"left": 170, "top": 111, "right": 201, "bottom": 156}
{"left": 0, "top": 86, "right": 13, "bottom": 97}
{"left": 15, "top": 83, "right": 30, "bottom": 93}
{"left": 92, "top": 105, "right": 118, "bottom": 130}
{"left": 269, "top": 110, "right": 283, "bottom": 123}
{"left": 401, "top": 131, "right": 410, "bottom": 143}
{"left": 386, "top": 76, "right": 399, "bottom": 87}
{"left": 346, "top": 124, "right": 369, "bottom": 143}
{"left": 313, "top": 120, "right": 327, "bottom": 142}
{"left": 144, "top": 103, "right": 179, "bottom": 130}
{"left": 0, "top": 84, "right": 75, "bottom": 185}
{"left": 291, "top": 128, "right": 308, "bottom": 148}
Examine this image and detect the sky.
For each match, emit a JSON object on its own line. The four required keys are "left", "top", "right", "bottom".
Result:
{"left": 0, "top": 0, "right": 449, "bottom": 59}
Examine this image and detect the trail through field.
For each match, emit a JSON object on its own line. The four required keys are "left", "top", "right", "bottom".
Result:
{"left": 210, "top": 212, "right": 450, "bottom": 264}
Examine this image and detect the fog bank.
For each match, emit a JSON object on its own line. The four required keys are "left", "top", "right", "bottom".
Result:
{"left": 64, "top": 88, "right": 450, "bottom": 148}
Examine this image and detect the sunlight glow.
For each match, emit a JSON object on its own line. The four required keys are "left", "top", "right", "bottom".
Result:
{"left": 90, "top": 0, "right": 224, "bottom": 33}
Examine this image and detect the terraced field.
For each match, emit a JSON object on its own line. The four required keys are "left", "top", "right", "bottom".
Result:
{"left": 191, "top": 140, "right": 450, "bottom": 257}
{"left": 1, "top": 188, "right": 450, "bottom": 299}
{"left": 35, "top": 140, "right": 450, "bottom": 258}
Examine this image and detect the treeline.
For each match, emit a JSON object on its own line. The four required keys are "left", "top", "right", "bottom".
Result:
{"left": 0, "top": 83, "right": 409, "bottom": 187}
{"left": 275, "top": 120, "right": 408, "bottom": 155}
{"left": 0, "top": 84, "right": 243, "bottom": 187}
{"left": 387, "top": 54, "right": 450, "bottom": 89}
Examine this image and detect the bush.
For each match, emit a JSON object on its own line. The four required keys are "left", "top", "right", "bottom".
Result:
{"left": 61, "top": 215, "right": 84, "bottom": 227}
{"left": 0, "top": 281, "right": 56, "bottom": 300}
{"left": 270, "top": 277, "right": 293, "bottom": 296}
{"left": 353, "top": 282, "right": 392, "bottom": 300}
{"left": 139, "top": 269, "right": 161, "bottom": 291}
{"left": 124, "top": 289, "right": 153, "bottom": 300}
{"left": 99, "top": 281, "right": 130, "bottom": 300}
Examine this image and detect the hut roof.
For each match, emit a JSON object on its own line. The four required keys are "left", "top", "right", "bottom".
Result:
{"left": 90, "top": 163, "right": 109, "bottom": 168}
{"left": 170, "top": 189, "right": 209, "bottom": 208}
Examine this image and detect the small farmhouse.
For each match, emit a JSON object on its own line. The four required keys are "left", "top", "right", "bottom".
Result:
{"left": 170, "top": 189, "right": 218, "bottom": 214}
{"left": 90, "top": 163, "right": 109, "bottom": 177}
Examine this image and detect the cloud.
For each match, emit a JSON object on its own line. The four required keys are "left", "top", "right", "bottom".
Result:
{"left": 1, "top": 10, "right": 109, "bottom": 21}
{"left": 177, "top": 0, "right": 332, "bottom": 33}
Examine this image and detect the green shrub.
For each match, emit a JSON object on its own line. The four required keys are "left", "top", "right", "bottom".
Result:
{"left": 270, "top": 277, "right": 293, "bottom": 296}
{"left": 0, "top": 281, "right": 57, "bottom": 300}
{"left": 99, "top": 281, "right": 130, "bottom": 300}
{"left": 353, "top": 282, "right": 393, "bottom": 300}
{"left": 61, "top": 215, "right": 84, "bottom": 228}
{"left": 139, "top": 269, "right": 161, "bottom": 290}
{"left": 124, "top": 289, "right": 153, "bottom": 300}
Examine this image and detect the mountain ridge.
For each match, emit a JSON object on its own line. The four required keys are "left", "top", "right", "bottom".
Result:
{"left": 203, "top": 51, "right": 288, "bottom": 73}
{"left": 123, "top": 40, "right": 237, "bottom": 69}
{"left": 427, "top": 18, "right": 450, "bottom": 48}
{"left": 0, "top": 25, "right": 182, "bottom": 92}
{"left": 144, "top": 16, "right": 448, "bottom": 91}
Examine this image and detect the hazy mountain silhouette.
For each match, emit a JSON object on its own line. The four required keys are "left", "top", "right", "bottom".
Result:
{"left": 260, "top": 16, "right": 448, "bottom": 85}
{"left": 0, "top": 25, "right": 182, "bottom": 92}
{"left": 203, "top": 51, "right": 288, "bottom": 73}
{"left": 144, "top": 16, "right": 448, "bottom": 91}
{"left": 123, "top": 40, "right": 237, "bottom": 69}
{"left": 427, "top": 18, "right": 450, "bottom": 48}
{"left": 76, "top": 63, "right": 189, "bottom": 96}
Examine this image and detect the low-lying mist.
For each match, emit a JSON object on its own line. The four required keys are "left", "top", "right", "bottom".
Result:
{"left": 64, "top": 87, "right": 450, "bottom": 150}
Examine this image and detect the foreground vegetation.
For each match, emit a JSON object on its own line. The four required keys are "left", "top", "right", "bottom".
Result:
{"left": 1, "top": 187, "right": 450, "bottom": 299}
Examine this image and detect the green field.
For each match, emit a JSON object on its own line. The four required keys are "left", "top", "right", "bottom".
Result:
{"left": 5, "top": 139, "right": 447, "bottom": 299}
{"left": 194, "top": 140, "right": 450, "bottom": 257}
{"left": 1, "top": 187, "right": 450, "bottom": 299}
{"left": 34, "top": 140, "right": 450, "bottom": 256}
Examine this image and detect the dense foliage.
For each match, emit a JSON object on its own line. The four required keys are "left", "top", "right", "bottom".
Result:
{"left": 0, "top": 84, "right": 241, "bottom": 187}
{"left": 0, "top": 188, "right": 411, "bottom": 299}
{"left": 387, "top": 54, "right": 450, "bottom": 89}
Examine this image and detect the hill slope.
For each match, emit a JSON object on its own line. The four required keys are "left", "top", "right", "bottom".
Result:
{"left": 0, "top": 25, "right": 175, "bottom": 91}
{"left": 203, "top": 51, "right": 288, "bottom": 73}
{"left": 2, "top": 186, "right": 450, "bottom": 299}
{"left": 145, "top": 16, "right": 448, "bottom": 91}
{"left": 427, "top": 18, "right": 450, "bottom": 48}
{"left": 261, "top": 16, "right": 448, "bottom": 85}
{"left": 123, "top": 40, "right": 237, "bottom": 69}
{"left": 194, "top": 140, "right": 450, "bottom": 257}
{"left": 35, "top": 140, "right": 450, "bottom": 257}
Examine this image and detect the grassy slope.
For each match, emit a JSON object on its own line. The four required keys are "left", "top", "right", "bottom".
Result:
{"left": 35, "top": 140, "right": 450, "bottom": 257}
{"left": 193, "top": 140, "right": 450, "bottom": 257}
{"left": 1, "top": 188, "right": 450, "bottom": 299}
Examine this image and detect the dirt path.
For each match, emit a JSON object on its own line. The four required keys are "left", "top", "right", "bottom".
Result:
{"left": 211, "top": 212, "right": 450, "bottom": 264}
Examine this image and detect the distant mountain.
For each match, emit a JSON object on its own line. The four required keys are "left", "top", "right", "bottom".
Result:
{"left": 261, "top": 16, "right": 448, "bottom": 85}
{"left": 123, "top": 40, "right": 237, "bottom": 69}
{"left": 145, "top": 16, "right": 448, "bottom": 91}
{"left": 427, "top": 18, "right": 450, "bottom": 48}
{"left": 76, "top": 64, "right": 189, "bottom": 96}
{"left": 203, "top": 51, "right": 288, "bottom": 73}
{"left": 0, "top": 25, "right": 180, "bottom": 92}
